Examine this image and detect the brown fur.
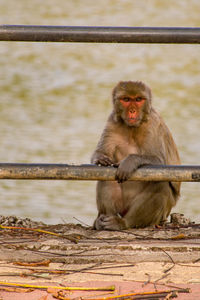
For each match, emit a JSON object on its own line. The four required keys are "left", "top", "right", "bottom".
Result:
{"left": 91, "top": 81, "right": 181, "bottom": 230}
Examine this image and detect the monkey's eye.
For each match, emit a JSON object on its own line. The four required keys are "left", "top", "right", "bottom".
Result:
{"left": 122, "top": 97, "right": 130, "bottom": 102}
{"left": 135, "top": 97, "right": 143, "bottom": 102}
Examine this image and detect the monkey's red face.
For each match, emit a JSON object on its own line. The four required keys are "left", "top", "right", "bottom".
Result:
{"left": 119, "top": 95, "right": 146, "bottom": 127}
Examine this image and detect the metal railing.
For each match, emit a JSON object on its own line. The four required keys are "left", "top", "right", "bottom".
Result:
{"left": 0, "top": 25, "right": 200, "bottom": 44}
{"left": 0, "top": 163, "right": 199, "bottom": 182}
{"left": 1, "top": 25, "right": 200, "bottom": 182}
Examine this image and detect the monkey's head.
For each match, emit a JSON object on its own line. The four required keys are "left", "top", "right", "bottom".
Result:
{"left": 112, "top": 81, "right": 152, "bottom": 127}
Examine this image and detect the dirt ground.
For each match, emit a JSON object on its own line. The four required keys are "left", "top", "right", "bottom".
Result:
{"left": 0, "top": 214, "right": 199, "bottom": 299}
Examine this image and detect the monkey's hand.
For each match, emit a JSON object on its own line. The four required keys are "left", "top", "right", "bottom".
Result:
{"left": 92, "top": 153, "right": 115, "bottom": 167}
{"left": 115, "top": 154, "right": 141, "bottom": 183}
{"left": 94, "top": 214, "right": 127, "bottom": 231}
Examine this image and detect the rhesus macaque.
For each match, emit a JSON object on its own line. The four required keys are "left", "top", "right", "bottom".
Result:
{"left": 91, "top": 81, "right": 181, "bottom": 230}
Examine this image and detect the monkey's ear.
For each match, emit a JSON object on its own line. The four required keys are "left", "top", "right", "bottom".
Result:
{"left": 112, "top": 85, "right": 118, "bottom": 104}
{"left": 147, "top": 97, "right": 152, "bottom": 112}
{"left": 112, "top": 81, "right": 124, "bottom": 104}
{"left": 143, "top": 84, "right": 152, "bottom": 115}
{"left": 111, "top": 109, "right": 121, "bottom": 123}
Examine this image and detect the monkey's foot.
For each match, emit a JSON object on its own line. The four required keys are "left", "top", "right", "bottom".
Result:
{"left": 94, "top": 214, "right": 127, "bottom": 231}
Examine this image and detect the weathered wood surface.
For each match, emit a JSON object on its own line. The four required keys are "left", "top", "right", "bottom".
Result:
{"left": 0, "top": 217, "right": 199, "bottom": 264}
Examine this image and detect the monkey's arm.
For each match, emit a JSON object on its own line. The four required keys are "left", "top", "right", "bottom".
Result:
{"left": 162, "top": 124, "right": 181, "bottom": 199}
{"left": 91, "top": 121, "right": 118, "bottom": 166}
{"left": 115, "top": 154, "right": 162, "bottom": 183}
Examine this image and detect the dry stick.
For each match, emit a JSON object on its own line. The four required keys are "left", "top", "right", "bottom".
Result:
{"left": 143, "top": 273, "right": 151, "bottom": 287}
{"left": 0, "top": 272, "right": 51, "bottom": 280}
{"left": 3, "top": 263, "right": 134, "bottom": 278}
{"left": 133, "top": 295, "right": 171, "bottom": 299}
{"left": 0, "top": 270, "right": 121, "bottom": 278}
{"left": 10, "top": 243, "right": 128, "bottom": 261}
{"left": 0, "top": 281, "right": 115, "bottom": 291}
{"left": 178, "top": 263, "right": 200, "bottom": 268}
{"left": 110, "top": 229, "right": 147, "bottom": 239}
{"left": 153, "top": 249, "right": 176, "bottom": 288}
{"left": 153, "top": 273, "right": 170, "bottom": 290}
{"left": 108, "top": 294, "right": 171, "bottom": 300}
{"left": 27, "top": 248, "right": 129, "bottom": 258}
{"left": 0, "top": 238, "right": 38, "bottom": 245}
{"left": 0, "top": 225, "right": 60, "bottom": 236}
{"left": 2, "top": 242, "right": 91, "bottom": 260}
{"left": 114, "top": 278, "right": 191, "bottom": 296}
{"left": 0, "top": 263, "right": 98, "bottom": 276}
{"left": 91, "top": 264, "right": 135, "bottom": 270}
{"left": 193, "top": 258, "right": 200, "bottom": 263}
{"left": 64, "top": 262, "right": 121, "bottom": 277}
{"left": 16, "top": 246, "right": 91, "bottom": 258}
{"left": 160, "top": 249, "right": 176, "bottom": 274}
{"left": 73, "top": 216, "right": 90, "bottom": 227}
{"left": 131, "top": 279, "right": 191, "bottom": 295}
{"left": 0, "top": 225, "right": 78, "bottom": 243}
{"left": 83, "top": 288, "right": 190, "bottom": 300}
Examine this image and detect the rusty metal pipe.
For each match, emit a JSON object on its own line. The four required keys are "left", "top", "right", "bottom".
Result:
{"left": 0, "top": 25, "right": 200, "bottom": 44}
{"left": 0, "top": 163, "right": 199, "bottom": 182}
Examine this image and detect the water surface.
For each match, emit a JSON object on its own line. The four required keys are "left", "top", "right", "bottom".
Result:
{"left": 0, "top": 0, "right": 199, "bottom": 224}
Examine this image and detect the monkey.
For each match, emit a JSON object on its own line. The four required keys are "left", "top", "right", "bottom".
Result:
{"left": 91, "top": 81, "right": 181, "bottom": 230}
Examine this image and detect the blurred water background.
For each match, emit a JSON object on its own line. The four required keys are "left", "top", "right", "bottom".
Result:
{"left": 0, "top": 0, "right": 199, "bottom": 225}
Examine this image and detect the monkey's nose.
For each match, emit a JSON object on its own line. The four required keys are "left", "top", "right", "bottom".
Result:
{"left": 129, "top": 109, "right": 136, "bottom": 115}
{"left": 129, "top": 110, "right": 136, "bottom": 118}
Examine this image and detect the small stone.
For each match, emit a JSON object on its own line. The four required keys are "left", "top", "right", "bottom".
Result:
{"left": 170, "top": 213, "right": 191, "bottom": 225}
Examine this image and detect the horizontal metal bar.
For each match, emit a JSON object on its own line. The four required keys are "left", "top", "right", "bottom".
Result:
{"left": 0, "top": 25, "right": 200, "bottom": 44}
{"left": 0, "top": 163, "right": 199, "bottom": 182}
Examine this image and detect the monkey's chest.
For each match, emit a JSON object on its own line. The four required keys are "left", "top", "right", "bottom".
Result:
{"left": 114, "top": 140, "right": 139, "bottom": 162}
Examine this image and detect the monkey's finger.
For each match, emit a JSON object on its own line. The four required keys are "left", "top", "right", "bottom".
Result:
{"left": 96, "top": 160, "right": 109, "bottom": 166}
{"left": 104, "top": 160, "right": 114, "bottom": 166}
{"left": 99, "top": 216, "right": 114, "bottom": 227}
{"left": 96, "top": 157, "right": 114, "bottom": 166}
{"left": 113, "top": 162, "right": 119, "bottom": 168}
{"left": 99, "top": 214, "right": 107, "bottom": 221}
{"left": 115, "top": 171, "right": 121, "bottom": 182}
{"left": 105, "top": 157, "right": 115, "bottom": 165}
{"left": 100, "top": 216, "right": 122, "bottom": 231}
{"left": 94, "top": 214, "right": 107, "bottom": 230}
{"left": 115, "top": 173, "right": 123, "bottom": 183}
{"left": 115, "top": 169, "right": 128, "bottom": 183}
{"left": 101, "top": 216, "right": 113, "bottom": 222}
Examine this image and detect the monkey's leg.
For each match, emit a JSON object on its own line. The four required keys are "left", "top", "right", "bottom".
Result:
{"left": 94, "top": 181, "right": 123, "bottom": 230}
{"left": 97, "top": 182, "right": 176, "bottom": 230}
{"left": 123, "top": 182, "right": 176, "bottom": 228}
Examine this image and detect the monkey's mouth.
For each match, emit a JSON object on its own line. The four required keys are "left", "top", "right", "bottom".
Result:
{"left": 125, "top": 117, "right": 141, "bottom": 127}
{"left": 127, "top": 117, "right": 140, "bottom": 123}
